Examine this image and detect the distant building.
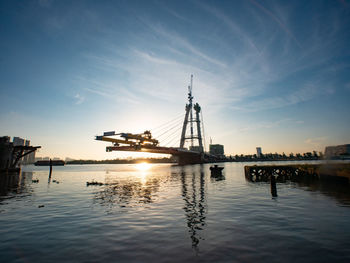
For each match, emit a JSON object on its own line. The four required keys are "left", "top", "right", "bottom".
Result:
{"left": 24, "top": 139, "right": 35, "bottom": 164}
{"left": 27, "top": 152, "right": 35, "bottom": 164}
{"left": 23, "top": 140, "right": 30, "bottom": 164}
{"left": 13, "top": 137, "right": 25, "bottom": 146}
{"left": 256, "top": 147, "right": 262, "bottom": 158}
{"left": 325, "top": 144, "right": 350, "bottom": 158}
{"left": 209, "top": 144, "right": 224, "bottom": 156}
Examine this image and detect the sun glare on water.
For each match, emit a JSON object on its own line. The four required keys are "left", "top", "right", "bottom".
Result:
{"left": 136, "top": 162, "right": 151, "bottom": 171}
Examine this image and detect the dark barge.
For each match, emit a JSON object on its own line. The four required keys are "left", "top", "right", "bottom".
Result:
{"left": 35, "top": 160, "right": 65, "bottom": 166}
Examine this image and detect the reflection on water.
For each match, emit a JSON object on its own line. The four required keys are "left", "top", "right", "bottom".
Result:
{"left": 0, "top": 171, "right": 33, "bottom": 204}
{"left": 180, "top": 166, "right": 207, "bottom": 249}
{"left": 210, "top": 174, "right": 225, "bottom": 182}
{"left": 1, "top": 163, "right": 350, "bottom": 262}
{"left": 92, "top": 164, "right": 209, "bottom": 249}
{"left": 245, "top": 169, "right": 350, "bottom": 206}
{"left": 135, "top": 162, "right": 152, "bottom": 171}
{"left": 94, "top": 175, "right": 161, "bottom": 208}
{"left": 294, "top": 180, "right": 350, "bottom": 206}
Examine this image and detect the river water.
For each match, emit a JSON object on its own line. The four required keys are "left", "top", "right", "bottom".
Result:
{"left": 1, "top": 162, "right": 350, "bottom": 262}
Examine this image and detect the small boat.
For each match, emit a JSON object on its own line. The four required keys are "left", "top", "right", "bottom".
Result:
{"left": 210, "top": 165, "right": 224, "bottom": 176}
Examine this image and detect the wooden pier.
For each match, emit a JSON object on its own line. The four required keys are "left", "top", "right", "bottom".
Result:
{"left": 244, "top": 163, "right": 350, "bottom": 183}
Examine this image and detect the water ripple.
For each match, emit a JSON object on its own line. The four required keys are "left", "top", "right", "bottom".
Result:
{"left": 0, "top": 163, "right": 350, "bottom": 262}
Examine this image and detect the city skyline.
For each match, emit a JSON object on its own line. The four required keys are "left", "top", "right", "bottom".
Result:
{"left": 1, "top": 0, "right": 350, "bottom": 159}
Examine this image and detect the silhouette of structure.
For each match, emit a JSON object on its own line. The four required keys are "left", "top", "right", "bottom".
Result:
{"left": 0, "top": 136, "right": 40, "bottom": 172}
{"left": 95, "top": 76, "right": 221, "bottom": 165}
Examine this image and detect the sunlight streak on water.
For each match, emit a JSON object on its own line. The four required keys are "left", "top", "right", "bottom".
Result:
{"left": 135, "top": 162, "right": 152, "bottom": 171}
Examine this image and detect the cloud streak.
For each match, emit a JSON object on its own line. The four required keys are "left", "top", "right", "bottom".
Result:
{"left": 74, "top": 93, "right": 85, "bottom": 105}
{"left": 305, "top": 136, "right": 328, "bottom": 148}
{"left": 231, "top": 83, "right": 322, "bottom": 112}
{"left": 237, "top": 118, "right": 303, "bottom": 132}
{"left": 249, "top": 0, "right": 302, "bottom": 48}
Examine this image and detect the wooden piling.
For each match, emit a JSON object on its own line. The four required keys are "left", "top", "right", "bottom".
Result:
{"left": 48, "top": 159, "right": 52, "bottom": 182}
{"left": 270, "top": 175, "right": 277, "bottom": 197}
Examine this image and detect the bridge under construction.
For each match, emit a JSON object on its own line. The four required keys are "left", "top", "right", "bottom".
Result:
{"left": 95, "top": 75, "right": 222, "bottom": 165}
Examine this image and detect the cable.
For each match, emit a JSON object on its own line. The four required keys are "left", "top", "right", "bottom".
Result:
{"left": 164, "top": 132, "right": 182, "bottom": 147}
{"left": 160, "top": 125, "right": 182, "bottom": 144}
{"left": 201, "top": 111, "right": 207, "bottom": 152}
{"left": 152, "top": 117, "right": 184, "bottom": 139}
{"left": 150, "top": 114, "right": 184, "bottom": 133}
{"left": 162, "top": 126, "right": 183, "bottom": 146}
{"left": 155, "top": 120, "right": 183, "bottom": 140}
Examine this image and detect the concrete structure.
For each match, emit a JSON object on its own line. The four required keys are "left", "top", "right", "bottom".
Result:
{"left": 1, "top": 136, "right": 40, "bottom": 170}
{"left": 325, "top": 144, "right": 350, "bottom": 158}
{"left": 189, "top": 146, "right": 203, "bottom": 153}
{"left": 209, "top": 144, "right": 224, "bottom": 156}
{"left": 256, "top": 147, "right": 262, "bottom": 158}
{"left": 0, "top": 136, "right": 13, "bottom": 169}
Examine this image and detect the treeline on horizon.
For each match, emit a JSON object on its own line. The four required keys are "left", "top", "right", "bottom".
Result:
{"left": 228, "top": 151, "right": 323, "bottom": 162}
{"left": 66, "top": 151, "right": 326, "bottom": 165}
{"left": 66, "top": 157, "right": 176, "bottom": 165}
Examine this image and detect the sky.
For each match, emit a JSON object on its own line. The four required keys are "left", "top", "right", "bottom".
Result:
{"left": 1, "top": 0, "right": 350, "bottom": 160}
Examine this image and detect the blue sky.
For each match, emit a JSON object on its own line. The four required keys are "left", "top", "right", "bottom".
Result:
{"left": 1, "top": 0, "right": 349, "bottom": 159}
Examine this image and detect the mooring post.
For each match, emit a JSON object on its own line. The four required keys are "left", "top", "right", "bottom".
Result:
{"left": 270, "top": 175, "right": 278, "bottom": 197}
{"left": 48, "top": 158, "right": 52, "bottom": 183}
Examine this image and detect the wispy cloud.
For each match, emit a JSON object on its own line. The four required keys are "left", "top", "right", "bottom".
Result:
{"left": 199, "top": 2, "right": 262, "bottom": 55}
{"left": 231, "top": 85, "right": 315, "bottom": 112}
{"left": 74, "top": 93, "right": 85, "bottom": 105}
{"left": 76, "top": 76, "right": 142, "bottom": 105}
{"left": 158, "top": 2, "right": 190, "bottom": 22}
{"left": 142, "top": 21, "right": 227, "bottom": 68}
{"left": 249, "top": 0, "right": 302, "bottom": 48}
{"left": 237, "top": 118, "right": 302, "bottom": 132}
{"left": 79, "top": 1, "right": 346, "bottom": 117}
{"left": 305, "top": 136, "right": 328, "bottom": 148}
{"left": 84, "top": 87, "right": 110, "bottom": 98}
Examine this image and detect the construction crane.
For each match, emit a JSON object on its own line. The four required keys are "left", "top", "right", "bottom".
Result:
{"left": 95, "top": 130, "right": 159, "bottom": 150}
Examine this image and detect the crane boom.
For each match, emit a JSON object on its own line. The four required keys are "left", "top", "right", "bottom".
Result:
{"left": 95, "top": 130, "right": 159, "bottom": 147}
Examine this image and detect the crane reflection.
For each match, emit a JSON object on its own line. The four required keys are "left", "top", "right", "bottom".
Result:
{"left": 180, "top": 165, "right": 207, "bottom": 250}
